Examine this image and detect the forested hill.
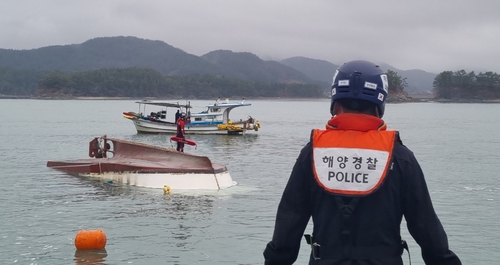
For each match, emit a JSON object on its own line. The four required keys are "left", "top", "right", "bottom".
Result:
{"left": 0, "top": 36, "right": 312, "bottom": 84}
{"left": 0, "top": 36, "right": 223, "bottom": 75}
{"left": 0, "top": 36, "right": 437, "bottom": 98}
{"left": 1, "top": 36, "right": 324, "bottom": 98}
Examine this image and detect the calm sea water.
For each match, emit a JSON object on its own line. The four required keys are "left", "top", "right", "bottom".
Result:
{"left": 0, "top": 99, "right": 499, "bottom": 265}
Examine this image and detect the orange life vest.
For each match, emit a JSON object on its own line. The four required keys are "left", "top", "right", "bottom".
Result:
{"left": 311, "top": 113, "right": 397, "bottom": 196}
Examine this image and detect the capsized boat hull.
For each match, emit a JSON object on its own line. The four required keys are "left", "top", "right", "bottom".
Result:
{"left": 47, "top": 136, "right": 236, "bottom": 190}
{"left": 81, "top": 171, "right": 234, "bottom": 190}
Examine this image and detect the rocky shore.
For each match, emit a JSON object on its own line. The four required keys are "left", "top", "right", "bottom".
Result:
{"left": 386, "top": 92, "right": 423, "bottom": 103}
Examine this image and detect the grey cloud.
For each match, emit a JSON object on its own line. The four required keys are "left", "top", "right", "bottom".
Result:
{"left": 1, "top": 0, "right": 499, "bottom": 74}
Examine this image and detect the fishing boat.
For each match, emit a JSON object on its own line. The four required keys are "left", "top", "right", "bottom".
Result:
{"left": 47, "top": 136, "right": 235, "bottom": 190}
{"left": 123, "top": 98, "right": 261, "bottom": 135}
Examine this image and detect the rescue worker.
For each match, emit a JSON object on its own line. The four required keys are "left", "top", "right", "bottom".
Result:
{"left": 176, "top": 112, "right": 186, "bottom": 152}
{"left": 263, "top": 60, "right": 461, "bottom": 265}
{"left": 175, "top": 109, "right": 181, "bottom": 123}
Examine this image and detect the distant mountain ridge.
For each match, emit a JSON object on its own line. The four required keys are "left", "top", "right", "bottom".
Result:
{"left": 282, "top": 58, "right": 436, "bottom": 93}
{"left": 201, "top": 50, "right": 312, "bottom": 84}
{"left": 0, "top": 36, "right": 436, "bottom": 93}
{"left": 280, "top": 56, "right": 339, "bottom": 89}
{"left": 379, "top": 63, "right": 436, "bottom": 93}
{"left": 0, "top": 36, "right": 223, "bottom": 75}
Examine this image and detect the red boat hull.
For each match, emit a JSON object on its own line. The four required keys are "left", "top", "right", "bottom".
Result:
{"left": 47, "top": 137, "right": 223, "bottom": 174}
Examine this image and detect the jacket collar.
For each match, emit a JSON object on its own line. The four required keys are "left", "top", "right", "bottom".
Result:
{"left": 326, "top": 113, "right": 387, "bottom": 131}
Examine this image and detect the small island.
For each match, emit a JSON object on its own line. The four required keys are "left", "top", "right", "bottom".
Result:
{"left": 388, "top": 69, "right": 500, "bottom": 103}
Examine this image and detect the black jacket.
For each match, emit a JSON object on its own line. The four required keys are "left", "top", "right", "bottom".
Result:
{"left": 264, "top": 136, "right": 461, "bottom": 265}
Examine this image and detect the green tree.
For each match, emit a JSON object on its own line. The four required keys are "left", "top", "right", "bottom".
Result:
{"left": 433, "top": 70, "right": 500, "bottom": 99}
{"left": 386, "top": 70, "right": 407, "bottom": 92}
{"left": 0, "top": 67, "right": 46, "bottom": 96}
{"left": 33, "top": 67, "right": 326, "bottom": 99}
{"left": 37, "top": 72, "right": 72, "bottom": 95}
{"left": 433, "top": 71, "right": 454, "bottom": 99}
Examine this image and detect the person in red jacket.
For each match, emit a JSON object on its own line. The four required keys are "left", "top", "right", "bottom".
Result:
{"left": 176, "top": 112, "right": 186, "bottom": 152}
{"left": 263, "top": 60, "right": 461, "bottom": 265}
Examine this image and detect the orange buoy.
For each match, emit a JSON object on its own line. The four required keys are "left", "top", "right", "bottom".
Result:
{"left": 75, "top": 230, "right": 107, "bottom": 250}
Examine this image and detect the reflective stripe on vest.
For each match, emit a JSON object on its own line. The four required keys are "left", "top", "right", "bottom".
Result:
{"left": 312, "top": 129, "right": 396, "bottom": 196}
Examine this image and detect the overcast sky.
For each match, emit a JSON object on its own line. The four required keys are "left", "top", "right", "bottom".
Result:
{"left": 1, "top": 0, "right": 499, "bottom": 74}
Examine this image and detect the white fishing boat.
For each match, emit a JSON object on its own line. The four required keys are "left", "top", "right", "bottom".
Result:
{"left": 47, "top": 136, "right": 235, "bottom": 190}
{"left": 123, "top": 98, "right": 261, "bottom": 135}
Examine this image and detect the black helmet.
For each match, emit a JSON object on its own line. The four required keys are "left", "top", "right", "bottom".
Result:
{"left": 331, "top": 60, "right": 388, "bottom": 117}
{"left": 180, "top": 112, "right": 186, "bottom": 118}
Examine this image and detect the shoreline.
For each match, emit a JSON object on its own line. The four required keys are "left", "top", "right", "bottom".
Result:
{"left": 3, "top": 95, "right": 500, "bottom": 103}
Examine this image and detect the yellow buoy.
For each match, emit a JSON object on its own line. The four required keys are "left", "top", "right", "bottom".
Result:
{"left": 163, "top": 185, "right": 171, "bottom": 194}
{"left": 75, "top": 230, "right": 107, "bottom": 250}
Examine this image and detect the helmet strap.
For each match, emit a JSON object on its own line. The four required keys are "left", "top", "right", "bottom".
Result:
{"left": 330, "top": 101, "right": 338, "bottom": 117}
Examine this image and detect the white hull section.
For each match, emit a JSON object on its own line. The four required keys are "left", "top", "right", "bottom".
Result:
{"left": 133, "top": 120, "right": 256, "bottom": 135}
{"left": 82, "top": 171, "right": 236, "bottom": 190}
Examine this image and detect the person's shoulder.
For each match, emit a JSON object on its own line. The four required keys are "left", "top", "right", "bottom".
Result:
{"left": 296, "top": 141, "right": 313, "bottom": 162}
{"left": 393, "top": 142, "right": 418, "bottom": 164}
{"left": 390, "top": 131, "right": 415, "bottom": 159}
